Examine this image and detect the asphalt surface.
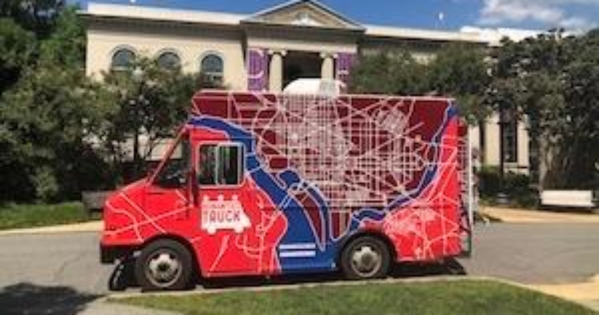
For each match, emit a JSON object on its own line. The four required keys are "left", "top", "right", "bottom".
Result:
{"left": 0, "top": 223, "right": 598, "bottom": 314}
{"left": 462, "top": 223, "right": 599, "bottom": 284}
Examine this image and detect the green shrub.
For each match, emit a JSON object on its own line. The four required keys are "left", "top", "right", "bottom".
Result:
{"left": 478, "top": 166, "right": 538, "bottom": 208}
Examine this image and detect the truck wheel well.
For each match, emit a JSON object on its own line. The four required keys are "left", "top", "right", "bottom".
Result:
{"left": 338, "top": 232, "right": 397, "bottom": 265}
{"left": 141, "top": 235, "right": 202, "bottom": 278}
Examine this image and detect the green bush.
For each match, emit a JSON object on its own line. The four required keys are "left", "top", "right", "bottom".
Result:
{"left": 478, "top": 166, "right": 538, "bottom": 208}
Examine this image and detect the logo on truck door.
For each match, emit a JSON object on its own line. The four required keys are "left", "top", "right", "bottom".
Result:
{"left": 201, "top": 195, "right": 251, "bottom": 235}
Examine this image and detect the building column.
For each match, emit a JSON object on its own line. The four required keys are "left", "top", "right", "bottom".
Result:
{"left": 320, "top": 53, "right": 336, "bottom": 80}
{"left": 268, "top": 50, "right": 286, "bottom": 92}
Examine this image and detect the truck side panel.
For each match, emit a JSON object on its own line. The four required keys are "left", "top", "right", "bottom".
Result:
{"left": 191, "top": 92, "right": 463, "bottom": 273}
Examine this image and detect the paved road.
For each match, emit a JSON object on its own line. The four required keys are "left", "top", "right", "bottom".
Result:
{"left": 0, "top": 223, "right": 598, "bottom": 313}
{"left": 461, "top": 223, "right": 599, "bottom": 284}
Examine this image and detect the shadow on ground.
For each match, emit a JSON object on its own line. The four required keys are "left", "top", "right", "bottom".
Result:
{"left": 0, "top": 283, "right": 101, "bottom": 315}
{"left": 109, "top": 257, "right": 467, "bottom": 292}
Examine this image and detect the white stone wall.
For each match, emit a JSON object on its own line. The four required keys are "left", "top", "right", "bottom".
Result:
{"left": 86, "top": 24, "right": 247, "bottom": 90}
{"left": 470, "top": 114, "right": 530, "bottom": 173}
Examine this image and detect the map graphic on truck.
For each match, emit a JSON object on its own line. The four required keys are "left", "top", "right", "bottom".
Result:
{"left": 201, "top": 195, "right": 251, "bottom": 234}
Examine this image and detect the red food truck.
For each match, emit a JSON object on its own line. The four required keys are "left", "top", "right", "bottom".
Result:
{"left": 100, "top": 89, "right": 474, "bottom": 291}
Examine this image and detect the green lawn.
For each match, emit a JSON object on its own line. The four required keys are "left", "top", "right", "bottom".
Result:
{"left": 0, "top": 202, "right": 97, "bottom": 230}
{"left": 118, "top": 280, "right": 596, "bottom": 315}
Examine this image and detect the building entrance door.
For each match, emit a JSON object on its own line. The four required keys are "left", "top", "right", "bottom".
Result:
{"left": 283, "top": 52, "right": 322, "bottom": 88}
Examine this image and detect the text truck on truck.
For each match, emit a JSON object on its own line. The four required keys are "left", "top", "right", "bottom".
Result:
{"left": 100, "top": 84, "right": 474, "bottom": 291}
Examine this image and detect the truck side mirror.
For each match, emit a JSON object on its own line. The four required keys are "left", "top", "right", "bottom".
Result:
{"left": 147, "top": 168, "right": 156, "bottom": 178}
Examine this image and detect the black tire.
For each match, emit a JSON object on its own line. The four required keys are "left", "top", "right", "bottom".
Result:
{"left": 340, "top": 236, "right": 391, "bottom": 280}
{"left": 134, "top": 239, "right": 194, "bottom": 291}
{"left": 109, "top": 258, "right": 135, "bottom": 291}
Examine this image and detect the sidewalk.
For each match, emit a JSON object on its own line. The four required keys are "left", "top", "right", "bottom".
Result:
{"left": 480, "top": 206, "right": 599, "bottom": 224}
{"left": 528, "top": 274, "right": 599, "bottom": 312}
{"left": 0, "top": 221, "right": 102, "bottom": 236}
{"left": 81, "top": 301, "right": 178, "bottom": 315}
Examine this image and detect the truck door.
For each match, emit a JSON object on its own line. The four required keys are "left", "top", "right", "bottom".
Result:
{"left": 195, "top": 142, "right": 258, "bottom": 276}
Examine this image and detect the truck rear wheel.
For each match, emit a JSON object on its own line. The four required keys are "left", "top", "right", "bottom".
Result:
{"left": 134, "top": 239, "right": 193, "bottom": 291}
{"left": 340, "top": 236, "right": 391, "bottom": 280}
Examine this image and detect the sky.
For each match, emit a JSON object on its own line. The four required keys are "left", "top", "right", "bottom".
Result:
{"left": 78, "top": 0, "right": 599, "bottom": 32}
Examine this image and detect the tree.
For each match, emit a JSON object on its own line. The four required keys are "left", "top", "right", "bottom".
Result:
{"left": 99, "top": 57, "right": 203, "bottom": 181}
{"left": 0, "top": 63, "right": 114, "bottom": 201}
{"left": 349, "top": 46, "right": 492, "bottom": 125}
{"left": 0, "top": 0, "right": 65, "bottom": 37}
{"left": 0, "top": 4, "right": 110, "bottom": 202}
{"left": 38, "top": 7, "right": 85, "bottom": 68}
{"left": 428, "top": 43, "right": 491, "bottom": 124}
{"left": 0, "top": 18, "right": 36, "bottom": 94}
{"left": 488, "top": 29, "right": 599, "bottom": 189}
{"left": 349, "top": 50, "right": 429, "bottom": 95}
{"left": 561, "top": 30, "right": 599, "bottom": 188}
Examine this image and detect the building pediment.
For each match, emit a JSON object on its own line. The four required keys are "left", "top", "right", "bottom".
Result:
{"left": 242, "top": 0, "right": 364, "bottom": 31}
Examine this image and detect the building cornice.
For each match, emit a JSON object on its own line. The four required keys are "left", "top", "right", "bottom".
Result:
{"left": 82, "top": 2, "right": 490, "bottom": 45}
{"left": 241, "top": 20, "right": 366, "bottom": 37}
{"left": 365, "top": 25, "right": 486, "bottom": 44}
{"left": 84, "top": 2, "right": 245, "bottom": 27}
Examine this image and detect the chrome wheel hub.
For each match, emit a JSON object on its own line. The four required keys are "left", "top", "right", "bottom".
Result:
{"left": 146, "top": 252, "right": 181, "bottom": 287}
{"left": 351, "top": 245, "right": 382, "bottom": 277}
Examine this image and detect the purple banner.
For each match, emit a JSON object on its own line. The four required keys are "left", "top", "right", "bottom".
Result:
{"left": 336, "top": 52, "right": 356, "bottom": 86}
{"left": 247, "top": 48, "right": 269, "bottom": 92}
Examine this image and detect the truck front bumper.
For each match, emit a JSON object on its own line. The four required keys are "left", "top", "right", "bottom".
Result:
{"left": 100, "top": 245, "right": 133, "bottom": 264}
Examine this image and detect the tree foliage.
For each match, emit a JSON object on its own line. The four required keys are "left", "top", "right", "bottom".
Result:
{"left": 0, "top": 64, "right": 114, "bottom": 201}
{"left": 0, "top": 18, "right": 36, "bottom": 94}
{"left": 0, "top": 5, "right": 114, "bottom": 201}
{"left": 0, "top": 3, "right": 210, "bottom": 202}
{"left": 350, "top": 37, "right": 599, "bottom": 189}
{"left": 0, "top": 0, "right": 65, "bottom": 37}
{"left": 349, "top": 45, "right": 491, "bottom": 124}
{"left": 350, "top": 50, "right": 429, "bottom": 95}
{"left": 427, "top": 44, "right": 491, "bottom": 123}
{"left": 98, "top": 57, "right": 202, "bottom": 182}
{"left": 488, "top": 31, "right": 599, "bottom": 188}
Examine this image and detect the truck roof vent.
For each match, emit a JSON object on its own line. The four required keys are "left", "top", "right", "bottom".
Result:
{"left": 283, "top": 79, "right": 346, "bottom": 97}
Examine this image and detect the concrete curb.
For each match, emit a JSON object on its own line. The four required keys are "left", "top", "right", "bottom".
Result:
{"left": 0, "top": 221, "right": 102, "bottom": 237}
{"left": 480, "top": 207, "right": 599, "bottom": 224}
{"left": 107, "top": 275, "right": 484, "bottom": 299}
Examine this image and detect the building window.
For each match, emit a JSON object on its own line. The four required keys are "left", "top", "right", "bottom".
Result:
{"left": 200, "top": 54, "right": 224, "bottom": 86}
{"left": 198, "top": 144, "right": 244, "bottom": 186}
{"left": 157, "top": 51, "right": 181, "bottom": 70}
{"left": 111, "top": 48, "right": 136, "bottom": 70}
{"left": 503, "top": 120, "right": 518, "bottom": 163}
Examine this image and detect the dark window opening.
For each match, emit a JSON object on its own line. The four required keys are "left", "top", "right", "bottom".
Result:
{"left": 198, "top": 144, "right": 244, "bottom": 186}
{"left": 157, "top": 52, "right": 181, "bottom": 70}
{"left": 111, "top": 48, "right": 136, "bottom": 70}
{"left": 503, "top": 120, "right": 518, "bottom": 163}
{"left": 200, "top": 54, "right": 224, "bottom": 87}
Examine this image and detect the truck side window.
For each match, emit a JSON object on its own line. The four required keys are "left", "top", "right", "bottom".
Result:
{"left": 198, "top": 144, "right": 244, "bottom": 186}
{"left": 198, "top": 145, "right": 217, "bottom": 185}
{"left": 219, "top": 145, "right": 242, "bottom": 185}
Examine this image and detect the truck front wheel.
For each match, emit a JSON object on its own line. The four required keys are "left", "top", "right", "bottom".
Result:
{"left": 340, "top": 236, "right": 391, "bottom": 280}
{"left": 134, "top": 239, "right": 194, "bottom": 291}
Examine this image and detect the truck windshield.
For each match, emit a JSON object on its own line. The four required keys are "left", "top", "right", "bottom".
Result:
{"left": 154, "top": 136, "right": 190, "bottom": 188}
